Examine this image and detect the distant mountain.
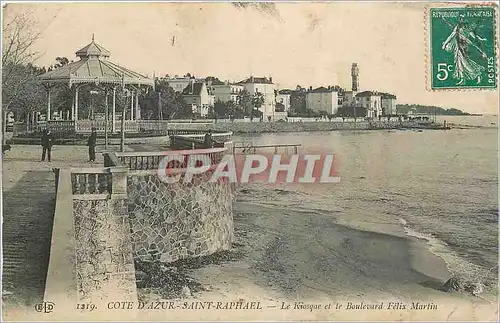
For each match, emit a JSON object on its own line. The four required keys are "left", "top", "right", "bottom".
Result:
{"left": 396, "top": 104, "right": 475, "bottom": 116}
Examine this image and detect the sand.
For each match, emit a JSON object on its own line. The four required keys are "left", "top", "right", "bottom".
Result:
{"left": 1, "top": 145, "right": 498, "bottom": 321}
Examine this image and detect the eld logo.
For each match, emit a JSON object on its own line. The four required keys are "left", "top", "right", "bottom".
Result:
{"left": 34, "top": 301, "right": 55, "bottom": 313}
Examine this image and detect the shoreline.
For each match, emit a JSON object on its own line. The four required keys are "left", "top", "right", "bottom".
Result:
{"left": 135, "top": 198, "right": 497, "bottom": 321}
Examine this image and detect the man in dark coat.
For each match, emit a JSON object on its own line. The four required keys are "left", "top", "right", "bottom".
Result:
{"left": 41, "top": 129, "right": 54, "bottom": 162}
{"left": 87, "top": 127, "right": 97, "bottom": 162}
{"left": 204, "top": 129, "right": 213, "bottom": 148}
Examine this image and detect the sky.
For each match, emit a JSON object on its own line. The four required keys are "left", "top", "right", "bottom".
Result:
{"left": 3, "top": 2, "right": 499, "bottom": 114}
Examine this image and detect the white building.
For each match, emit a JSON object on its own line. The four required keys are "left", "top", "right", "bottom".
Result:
{"left": 381, "top": 93, "right": 397, "bottom": 116}
{"left": 165, "top": 75, "right": 195, "bottom": 93}
{"left": 276, "top": 89, "right": 292, "bottom": 112}
{"left": 181, "top": 82, "right": 213, "bottom": 117}
{"left": 210, "top": 82, "right": 244, "bottom": 104}
{"left": 237, "top": 76, "right": 279, "bottom": 119}
{"left": 356, "top": 91, "right": 382, "bottom": 118}
{"left": 305, "top": 86, "right": 339, "bottom": 115}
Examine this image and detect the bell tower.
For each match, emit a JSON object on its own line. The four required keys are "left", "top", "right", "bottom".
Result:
{"left": 351, "top": 63, "right": 359, "bottom": 92}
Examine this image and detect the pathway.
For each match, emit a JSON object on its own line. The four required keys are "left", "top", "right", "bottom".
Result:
{"left": 1, "top": 144, "right": 104, "bottom": 311}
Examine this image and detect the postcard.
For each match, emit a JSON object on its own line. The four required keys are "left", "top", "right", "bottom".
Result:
{"left": 1, "top": 1, "right": 498, "bottom": 322}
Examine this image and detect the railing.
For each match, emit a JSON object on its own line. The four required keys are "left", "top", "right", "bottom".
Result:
{"left": 46, "top": 120, "right": 75, "bottom": 133}
{"left": 170, "top": 135, "right": 226, "bottom": 150}
{"left": 76, "top": 120, "right": 139, "bottom": 133}
{"left": 177, "top": 131, "right": 233, "bottom": 143}
{"left": 137, "top": 120, "right": 169, "bottom": 132}
{"left": 70, "top": 167, "right": 128, "bottom": 198}
{"left": 104, "top": 148, "right": 228, "bottom": 171}
{"left": 168, "top": 119, "right": 215, "bottom": 124}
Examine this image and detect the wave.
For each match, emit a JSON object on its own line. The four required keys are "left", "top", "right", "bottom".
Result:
{"left": 398, "top": 218, "right": 498, "bottom": 294}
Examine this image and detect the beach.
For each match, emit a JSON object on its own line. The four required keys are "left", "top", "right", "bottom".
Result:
{"left": 2, "top": 121, "right": 498, "bottom": 321}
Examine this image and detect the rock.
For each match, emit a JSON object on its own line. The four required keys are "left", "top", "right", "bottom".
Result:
{"left": 440, "top": 276, "right": 465, "bottom": 292}
{"left": 441, "top": 276, "right": 485, "bottom": 296}
{"left": 161, "top": 265, "right": 178, "bottom": 274}
{"left": 464, "top": 281, "right": 484, "bottom": 296}
{"left": 181, "top": 286, "right": 192, "bottom": 298}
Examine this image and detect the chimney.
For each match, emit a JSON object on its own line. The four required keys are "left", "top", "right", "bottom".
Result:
{"left": 269, "top": 77, "right": 273, "bottom": 83}
{"left": 250, "top": 76, "right": 254, "bottom": 83}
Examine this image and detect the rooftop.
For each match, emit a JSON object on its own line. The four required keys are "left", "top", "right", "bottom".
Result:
{"left": 37, "top": 37, "right": 153, "bottom": 87}
{"left": 182, "top": 82, "right": 206, "bottom": 96}
{"left": 237, "top": 76, "right": 274, "bottom": 84}
{"left": 309, "top": 86, "right": 338, "bottom": 93}
{"left": 75, "top": 36, "right": 111, "bottom": 59}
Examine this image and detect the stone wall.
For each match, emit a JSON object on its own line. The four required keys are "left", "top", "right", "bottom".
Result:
{"left": 190, "top": 120, "right": 427, "bottom": 134}
{"left": 127, "top": 171, "right": 234, "bottom": 263}
{"left": 73, "top": 198, "right": 137, "bottom": 304}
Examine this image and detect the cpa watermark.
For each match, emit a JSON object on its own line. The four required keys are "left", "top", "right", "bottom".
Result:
{"left": 157, "top": 153, "right": 340, "bottom": 184}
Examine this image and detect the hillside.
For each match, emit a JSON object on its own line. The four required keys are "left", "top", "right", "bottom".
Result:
{"left": 396, "top": 104, "right": 475, "bottom": 116}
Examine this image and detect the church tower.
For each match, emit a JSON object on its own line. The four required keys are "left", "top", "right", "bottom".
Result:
{"left": 351, "top": 63, "right": 359, "bottom": 92}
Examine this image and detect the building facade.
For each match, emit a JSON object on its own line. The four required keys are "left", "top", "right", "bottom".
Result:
{"left": 342, "top": 91, "right": 358, "bottom": 107}
{"left": 276, "top": 89, "right": 292, "bottom": 113}
{"left": 305, "top": 86, "right": 339, "bottom": 115}
{"left": 381, "top": 93, "right": 397, "bottom": 116}
{"left": 237, "top": 76, "right": 277, "bottom": 118}
{"left": 211, "top": 82, "right": 245, "bottom": 104}
{"left": 181, "top": 82, "right": 213, "bottom": 117}
{"left": 356, "top": 91, "right": 382, "bottom": 118}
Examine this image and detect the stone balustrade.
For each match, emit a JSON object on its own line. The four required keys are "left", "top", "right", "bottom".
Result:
{"left": 70, "top": 167, "right": 128, "bottom": 198}
{"left": 105, "top": 148, "right": 228, "bottom": 171}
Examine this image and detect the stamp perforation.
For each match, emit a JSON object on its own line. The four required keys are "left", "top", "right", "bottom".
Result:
{"left": 425, "top": 2, "right": 499, "bottom": 91}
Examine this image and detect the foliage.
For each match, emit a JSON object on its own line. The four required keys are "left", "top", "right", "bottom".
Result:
{"left": 140, "top": 78, "right": 191, "bottom": 119}
{"left": 2, "top": 12, "right": 42, "bottom": 114}
{"left": 236, "top": 89, "right": 253, "bottom": 115}
{"left": 290, "top": 91, "right": 306, "bottom": 114}
{"left": 252, "top": 91, "right": 264, "bottom": 111}
{"left": 396, "top": 104, "right": 470, "bottom": 115}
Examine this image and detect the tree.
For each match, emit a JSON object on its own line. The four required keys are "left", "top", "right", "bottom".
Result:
{"left": 54, "top": 57, "right": 70, "bottom": 68}
{"left": 236, "top": 89, "right": 252, "bottom": 116}
{"left": 140, "top": 78, "right": 191, "bottom": 119}
{"left": 252, "top": 91, "right": 264, "bottom": 112}
{"left": 2, "top": 12, "right": 41, "bottom": 113}
{"left": 213, "top": 100, "right": 235, "bottom": 118}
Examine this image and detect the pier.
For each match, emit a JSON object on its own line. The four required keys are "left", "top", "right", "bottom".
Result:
{"left": 233, "top": 142, "right": 302, "bottom": 154}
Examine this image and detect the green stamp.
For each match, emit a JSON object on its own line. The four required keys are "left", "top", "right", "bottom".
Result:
{"left": 430, "top": 6, "right": 497, "bottom": 89}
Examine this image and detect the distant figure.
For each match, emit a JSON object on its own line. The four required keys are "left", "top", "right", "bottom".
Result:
{"left": 204, "top": 129, "right": 213, "bottom": 148}
{"left": 41, "top": 129, "right": 54, "bottom": 162}
{"left": 87, "top": 127, "right": 97, "bottom": 162}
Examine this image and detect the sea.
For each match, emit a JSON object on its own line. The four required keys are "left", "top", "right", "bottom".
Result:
{"left": 233, "top": 115, "right": 498, "bottom": 290}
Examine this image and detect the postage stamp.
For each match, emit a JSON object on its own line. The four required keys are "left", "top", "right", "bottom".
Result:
{"left": 429, "top": 6, "right": 497, "bottom": 89}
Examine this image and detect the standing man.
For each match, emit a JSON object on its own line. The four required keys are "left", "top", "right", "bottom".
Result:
{"left": 204, "top": 129, "right": 213, "bottom": 148}
{"left": 41, "top": 129, "right": 54, "bottom": 162}
{"left": 87, "top": 127, "right": 97, "bottom": 162}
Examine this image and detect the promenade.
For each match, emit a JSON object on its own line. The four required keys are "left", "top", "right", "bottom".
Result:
{"left": 1, "top": 145, "right": 103, "bottom": 314}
